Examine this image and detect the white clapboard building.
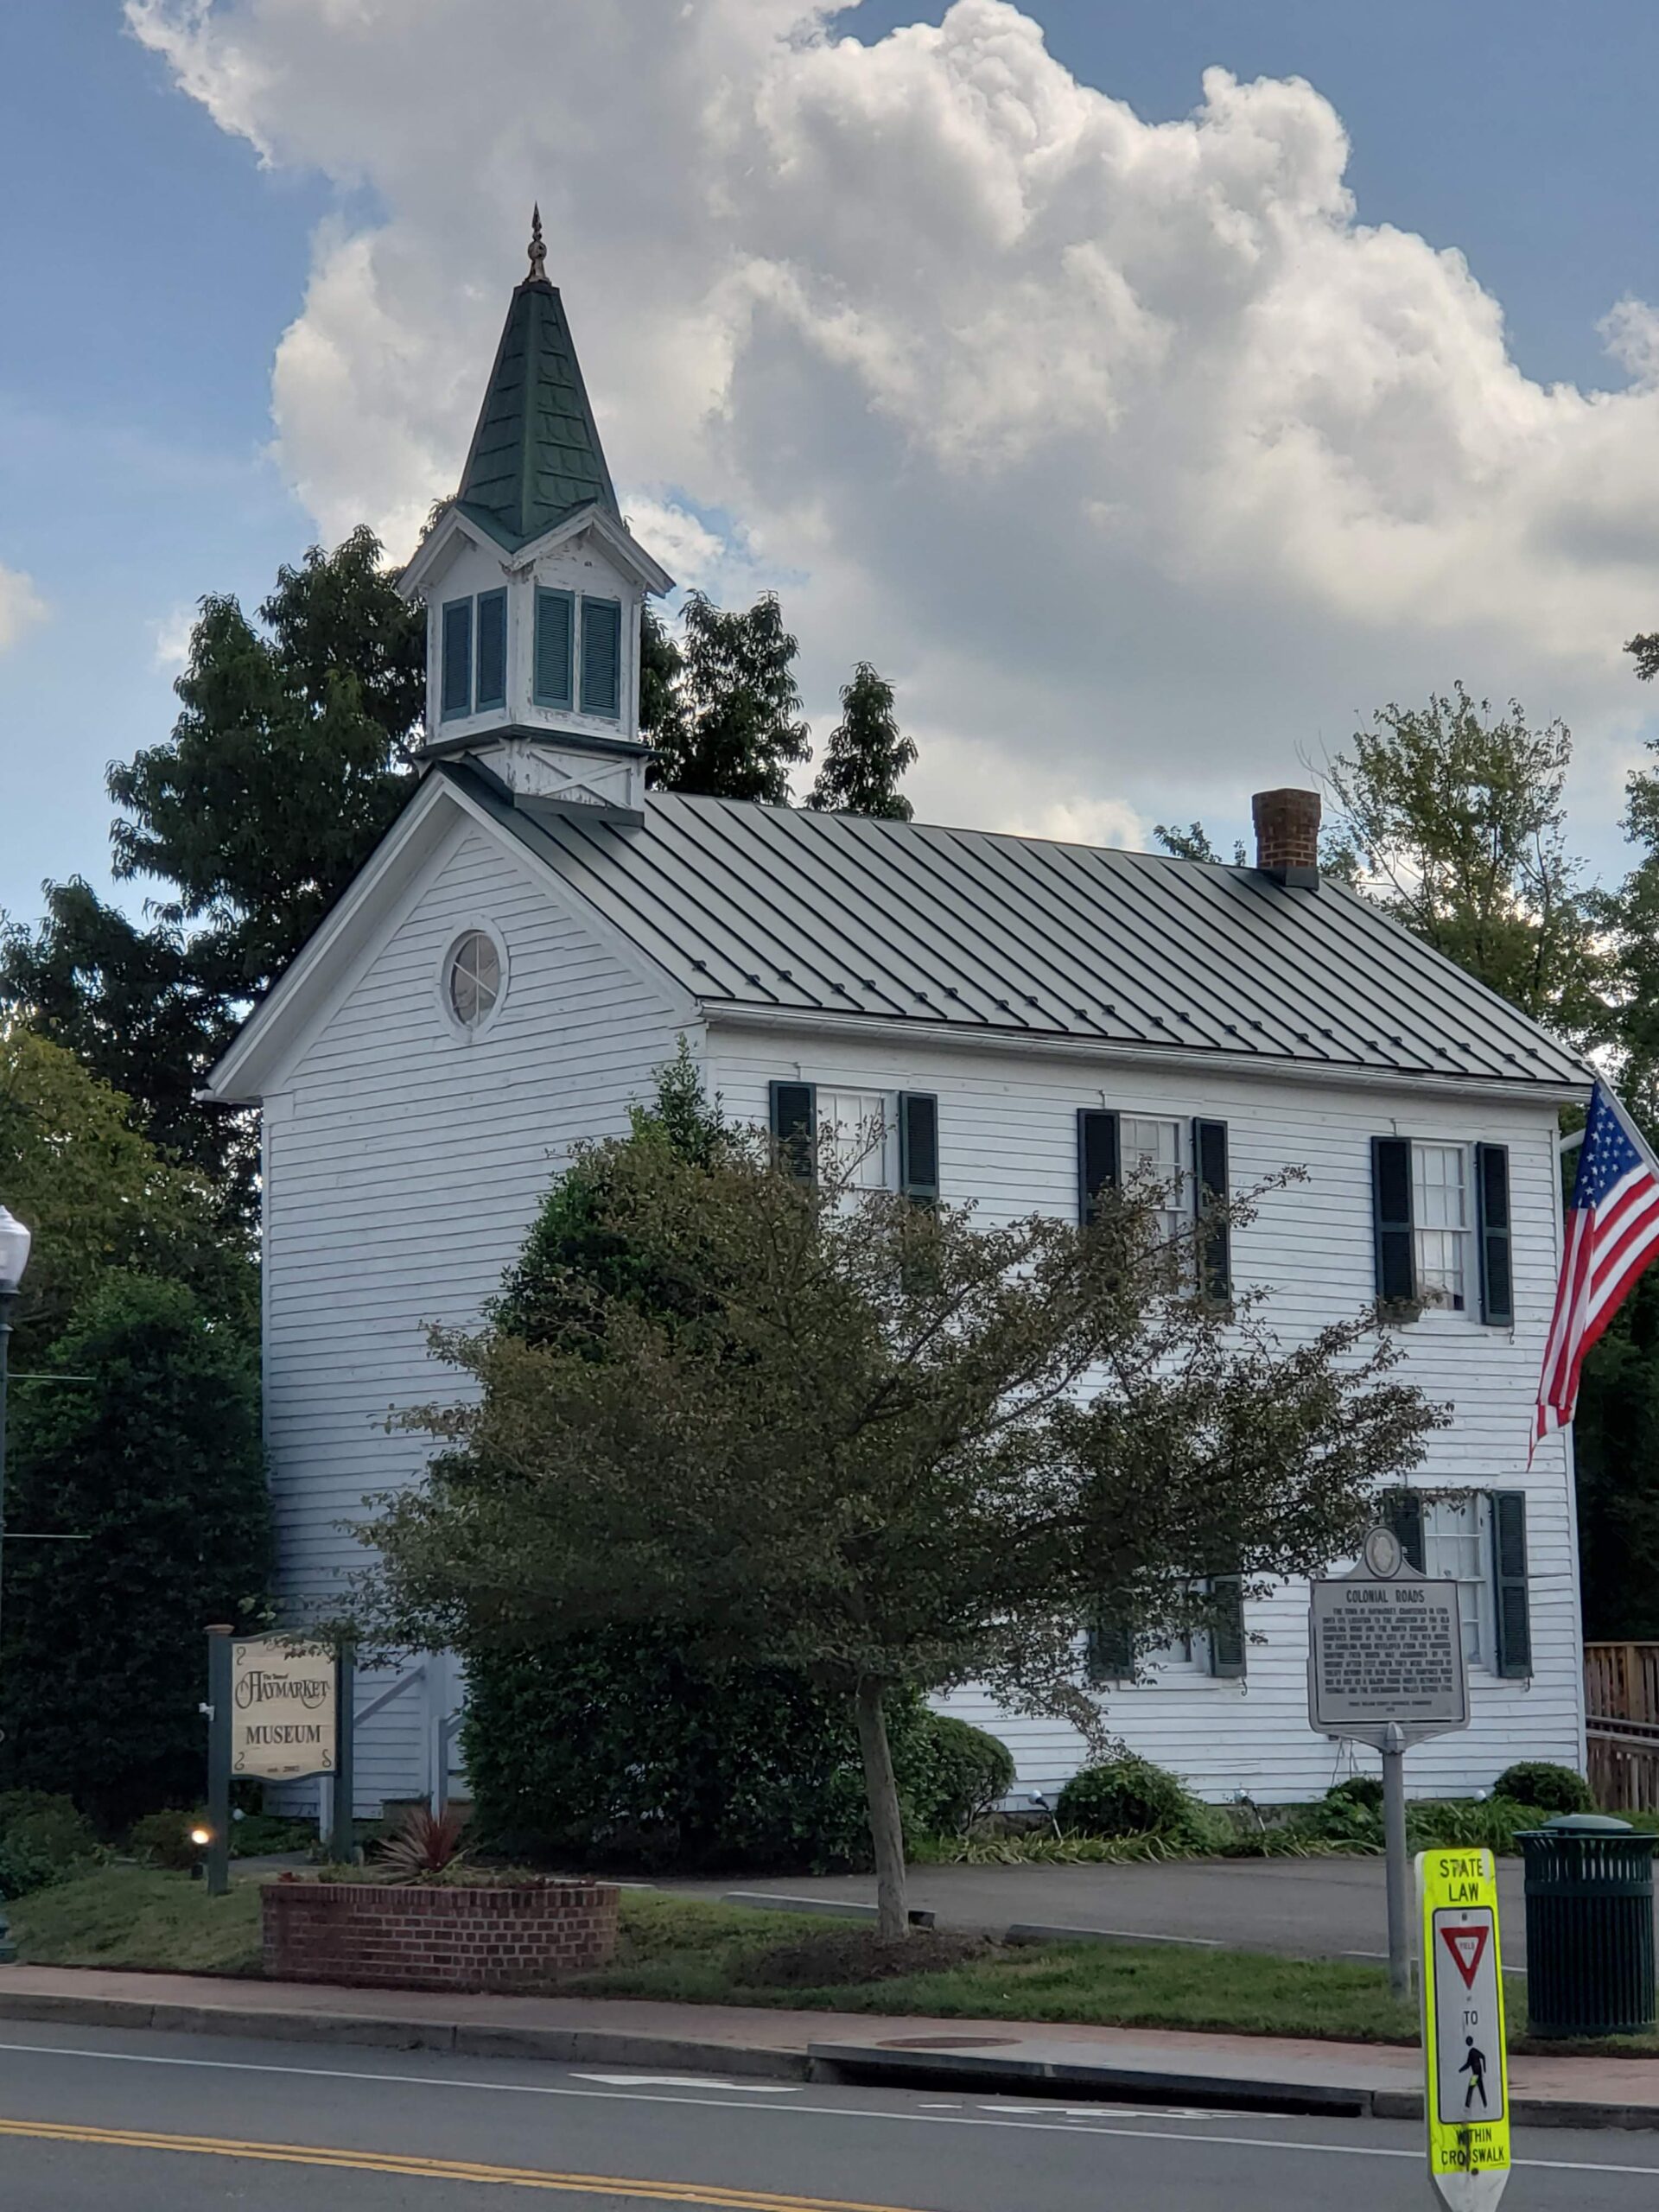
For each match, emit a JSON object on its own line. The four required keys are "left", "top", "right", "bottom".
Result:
{"left": 207, "top": 237, "right": 1592, "bottom": 1814}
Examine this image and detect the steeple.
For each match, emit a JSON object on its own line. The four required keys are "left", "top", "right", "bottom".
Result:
{"left": 398, "top": 213, "right": 673, "bottom": 824}
{"left": 454, "top": 210, "right": 620, "bottom": 551}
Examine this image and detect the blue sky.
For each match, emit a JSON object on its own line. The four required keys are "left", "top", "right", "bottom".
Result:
{"left": 5, "top": 0, "right": 1659, "bottom": 933}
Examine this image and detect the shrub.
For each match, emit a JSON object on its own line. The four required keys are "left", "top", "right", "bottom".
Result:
{"left": 375, "top": 1804, "right": 470, "bottom": 1885}
{"left": 1408, "top": 1796, "right": 1536, "bottom": 1853}
{"left": 464, "top": 1633, "right": 934, "bottom": 1873}
{"left": 1491, "top": 1762, "right": 1594, "bottom": 1816}
{"left": 902, "top": 1714, "right": 1015, "bottom": 1834}
{"left": 1056, "top": 1753, "right": 1203, "bottom": 1840}
{"left": 1325, "top": 1775, "right": 1385, "bottom": 1812}
{"left": 0, "top": 1793, "right": 99, "bottom": 1897}
{"left": 128, "top": 1809, "right": 203, "bottom": 1872}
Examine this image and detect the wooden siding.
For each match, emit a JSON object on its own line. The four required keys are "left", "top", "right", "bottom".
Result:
{"left": 262, "top": 817, "right": 693, "bottom": 1810}
{"left": 709, "top": 1018, "right": 1584, "bottom": 1805}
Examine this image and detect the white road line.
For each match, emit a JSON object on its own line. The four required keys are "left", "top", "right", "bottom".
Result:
{"left": 572, "top": 2075, "right": 801, "bottom": 2092}
{"left": 0, "top": 2039, "right": 1654, "bottom": 2177}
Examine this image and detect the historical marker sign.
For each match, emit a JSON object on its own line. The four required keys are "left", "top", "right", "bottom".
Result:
{"left": 1419, "top": 1847, "right": 1511, "bottom": 2212}
{"left": 1308, "top": 1527, "right": 1469, "bottom": 1749}
{"left": 230, "top": 1635, "right": 337, "bottom": 1781}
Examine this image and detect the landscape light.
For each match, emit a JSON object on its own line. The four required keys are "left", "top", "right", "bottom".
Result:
{"left": 189, "top": 1827, "right": 212, "bottom": 1847}
{"left": 0, "top": 1205, "right": 30, "bottom": 1291}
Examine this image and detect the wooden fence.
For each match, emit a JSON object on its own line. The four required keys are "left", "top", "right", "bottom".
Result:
{"left": 1585, "top": 1642, "right": 1659, "bottom": 1812}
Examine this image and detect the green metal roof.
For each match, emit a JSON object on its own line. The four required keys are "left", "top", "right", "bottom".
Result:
{"left": 454, "top": 276, "right": 619, "bottom": 550}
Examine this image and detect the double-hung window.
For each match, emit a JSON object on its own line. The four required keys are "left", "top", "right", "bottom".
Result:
{"left": 1372, "top": 1136, "right": 1512, "bottom": 1324}
{"left": 769, "top": 1082, "right": 938, "bottom": 1204}
{"left": 1077, "top": 1108, "right": 1230, "bottom": 1300}
{"left": 1382, "top": 1487, "right": 1532, "bottom": 1677}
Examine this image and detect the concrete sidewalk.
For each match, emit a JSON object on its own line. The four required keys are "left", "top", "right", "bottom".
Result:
{"left": 1, "top": 1962, "right": 1656, "bottom": 2131}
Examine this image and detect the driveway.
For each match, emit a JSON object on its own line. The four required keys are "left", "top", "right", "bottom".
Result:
{"left": 666, "top": 1856, "right": 1542, "bottom": 1961}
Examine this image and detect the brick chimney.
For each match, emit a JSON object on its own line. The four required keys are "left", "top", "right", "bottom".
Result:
{"left": 1251, "top": 787, "right": 1321, "bottom": 889}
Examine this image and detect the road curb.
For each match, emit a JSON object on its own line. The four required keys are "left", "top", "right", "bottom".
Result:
{"left": 0, "top": 1990, "right": 808, "bottom": 2081}
{"left": 2, "top": 1987, "right": 1656, "bottom": 2132}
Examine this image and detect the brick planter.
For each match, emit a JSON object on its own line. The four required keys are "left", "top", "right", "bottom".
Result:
{"left": 262, "top": 1880, "right": 620, "bottom": 1993}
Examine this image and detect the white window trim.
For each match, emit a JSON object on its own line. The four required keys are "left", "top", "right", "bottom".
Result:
{"left": 1409, "top": 1137, "right": 1475, "bottom": 1321}
{"left": 436, "top": 920, "right": 511, "bottom": 1042}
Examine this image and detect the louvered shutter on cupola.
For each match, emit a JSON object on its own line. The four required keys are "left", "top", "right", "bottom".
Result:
{"left": 1077, "top": 1109, "right": 1121, "bottom": 1227}
{"left": 441, "top": 599, "right": 473, "bottom": 718}
{"left": 581, "top": 597, "right": 622, "bottom": 717}
{"left": 534, "top": 588, "right": 573, "bottom": 708}
{"left": 1193, "top": 1118, "right": 1231, "bottom": 1302}
{"left": 475, "top": 589, "right": 507, "bottom": 710}
{"left": 1371, "top": 1136, "right": 1415, "bottom": 1306}
{"left": 899, "top": 1093, "right": 939, "bottom": 1205}
{"left": 1476, "top": 1143, "right": 1514, "bottom": 1326}
{"left": 770, "top": 1082, "right": 816, "bottom": 1180}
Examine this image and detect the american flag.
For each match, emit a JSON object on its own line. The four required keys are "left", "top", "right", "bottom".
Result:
{"left": 1535, "top": 1080, "right": 1659, "bottom": 1450}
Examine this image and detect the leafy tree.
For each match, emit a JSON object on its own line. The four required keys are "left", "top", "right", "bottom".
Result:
{"left": 1323, "top": 685, "right": 1605, "bottom": 1044}
{"left": 365, "top": 1122, "right": 1438, "bottom": 1937}
{"left": 806, "top": 664, "right": 916, "bottom": 819}
{"left": 1154, "top": 823, "right": 1246, "bottom": 867}
{"left": 0, "top": 1026, "right": 254, "bottom": 1353}
{"left": 0, "top": 1273, "right": 270, "bottom": 1827}
{"left": 645, "top": 592, "right": 810, "bottom": 804}
{"left": 2, "top": 527, "right": 423, "bottom": 1217}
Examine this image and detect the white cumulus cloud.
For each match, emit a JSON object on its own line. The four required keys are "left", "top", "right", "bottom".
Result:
{"left": 127, "top": 0, "right": 1659, "bottom": 842}
{"left": 0, "top": 564, "right": 48, "bottom": 655}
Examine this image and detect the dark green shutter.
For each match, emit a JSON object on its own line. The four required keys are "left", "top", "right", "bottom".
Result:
{"left": 1476, "top": 1143, "right": 1513, "bottom": 1326}
{"left": 899, "top": 1093, "right": 939, "bottom": 1206}
{"left": 1194, "top": 1118, "right": 1230, "bottom": 1302}
{"left": 1382, "top": 1488, "right": 1426, "bottom": 1573}
{"left": 1371, "top": 1136, "right": 1414, "bottom": 1306}
{"left": 1208, "top": 1578, "right": 1246, "bottom": 1678}
{"left": 1085, "top": 1611, "right": 1136, "bottom": 1684}
{"left": 474, "top": 589, "right": 507, "bottom": 710}
{"left": 1491, "top": 1491, "right": 1531, "bottom": 1677}
{"left": 769, "top": 1081, "right": 816, "bottom": 1180}
{"left": 1077, "top": 1109, "right": 1120, "bottom": 1227}
{"left": 580, "top": 597, "right": 622, "bottom": 717}
{"left": 534, "top": 588, "right": 574, "bottom": 708}
{"left": 441, "top": 599, "right": 473, "bottom": 718}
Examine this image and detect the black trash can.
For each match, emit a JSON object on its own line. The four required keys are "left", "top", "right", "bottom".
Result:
{"left": 1520, "top": 1813, "right": 1658, "bottom": 2037}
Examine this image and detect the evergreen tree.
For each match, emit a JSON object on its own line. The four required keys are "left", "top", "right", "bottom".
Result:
{"left": 1, "top": 1273, "right": 270, "bottom": 1827}
{"left": 806, "top": 664, "right": 917, "bottom": 820}
{"left": 1, "top": 527, "right": 423, "bottom": 1217}
{"left": 645, "top": 592, "right": 810, "bottom": 803}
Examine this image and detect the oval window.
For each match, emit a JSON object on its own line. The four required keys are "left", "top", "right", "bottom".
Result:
{"left": 446, "top": 930, "right": 502, "bottom": 1028}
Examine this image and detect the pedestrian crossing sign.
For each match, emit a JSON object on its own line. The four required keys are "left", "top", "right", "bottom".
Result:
{"left": 1417, "top": 1847, "right": 1511, "bottom": 2212}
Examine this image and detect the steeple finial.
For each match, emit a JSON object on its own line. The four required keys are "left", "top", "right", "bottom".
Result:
{"left": 526, "top": 203, "right": 547, "bottom": 285}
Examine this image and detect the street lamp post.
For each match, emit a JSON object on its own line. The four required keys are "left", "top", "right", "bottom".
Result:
{"left": 0, "top": 1202, "right": 34, "bottom": 1967}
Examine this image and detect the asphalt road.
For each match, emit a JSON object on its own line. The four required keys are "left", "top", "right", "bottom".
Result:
{"left": 672, "top": 1856, "right": 1550, "bottom": 1959}
{"left": 0, "top": 2024, "right": 1656, "bottom": 2211}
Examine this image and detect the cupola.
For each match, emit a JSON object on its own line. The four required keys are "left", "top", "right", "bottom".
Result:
{"left": 399, "top": 210, "right": 673, "bottom": 822}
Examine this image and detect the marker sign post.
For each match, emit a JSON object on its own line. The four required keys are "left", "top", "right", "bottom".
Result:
{"left": 1308, "top": 1524, "right": 1470, "bottom": 1997}
{"left": 1419, "top": 1847, "right": 1511, "bottom": 2212}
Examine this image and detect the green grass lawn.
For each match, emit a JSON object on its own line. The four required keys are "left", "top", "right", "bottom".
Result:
{"left": 8, "top": 1872, "right": 1656, "bottom": 2057}
{"left": 7, "top": 1867, "right": 263, "bottom": 1976}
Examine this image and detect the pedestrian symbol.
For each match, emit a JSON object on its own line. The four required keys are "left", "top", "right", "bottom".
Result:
{"left": 1441, "top": 1923, "right": 1491, "bottom": 1990}
{"left": 1459, "top": 2037, "right": 1490, "bottom": 2110}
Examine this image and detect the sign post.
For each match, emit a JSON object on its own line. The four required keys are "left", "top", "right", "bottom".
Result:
{"left": 1309, "top": 1523, "right": 1470, "bottom": 1997}
{"left": 1419, "top": 1846, "right": 1511, "bottom": 2212}
{"left": 205, "top": 1632, "right": 348, "bottom": 1891}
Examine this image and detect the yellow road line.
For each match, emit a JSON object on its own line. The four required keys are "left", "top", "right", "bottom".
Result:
{"left": 0, "top": 2115, "right": 928, "bottom": 2210}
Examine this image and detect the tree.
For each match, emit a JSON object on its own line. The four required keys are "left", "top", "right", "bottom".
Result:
{"left": 0, "top": 1026, "right": 255, "bottom": 1354}
{"left": 365, "top": 1120, "right": 1438, "bottom": 1937}
{"left": 645, "top": 592, "right": 810, "bottom": 804}
{"left": 2, "top": 526, "right": 423, "bottom": 1217}
{"left": 806, "top": 664, "right": 916, "bottom": 819}
{"left": 0, "top": 1273, "right": 270, "bottom": 1826}
{"left": 1323, "top": 686, "right": 1605, "bottom": 1044}
{"left": 1154, "top": 823, "right": 1246, "bottom": 867}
